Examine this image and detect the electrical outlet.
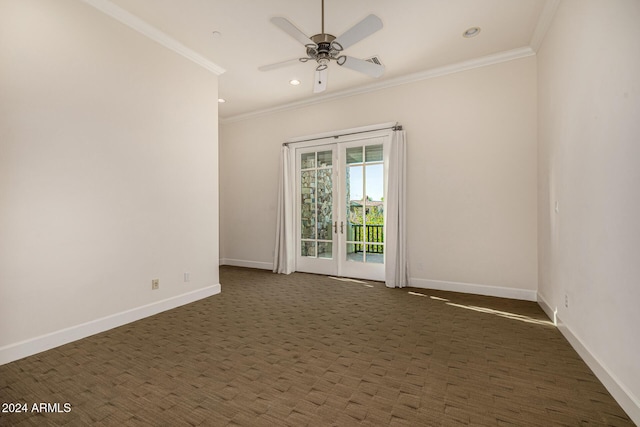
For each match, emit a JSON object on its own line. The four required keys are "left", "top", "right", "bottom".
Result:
{"left": 152, "top": 279, "right": 159, "bottom": 290}
{"left": 184, "top": 272, "right": 190, "bottom": 283}
{"left": 564, "top": 293, "right": 569, "bottom": 308}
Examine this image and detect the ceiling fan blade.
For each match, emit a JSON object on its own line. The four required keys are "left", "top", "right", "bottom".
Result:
{"left": 271, "top": 17, "right": 314, "bottom": 47}
{"left": 258, "top": 58, "right": 301, "bottom": 72}
{"left": 313, "top": 68, "right": 328, "bottom": 93}
{"left": 340, "top": 56, "right": 385, "bottom": 78}
{"left": 333, "top": 14, "right": 383, "bottom": 50}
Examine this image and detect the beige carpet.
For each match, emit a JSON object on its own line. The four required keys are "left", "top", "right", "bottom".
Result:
{"left": 0, "top": 266, "right": 634, "bottom": 426}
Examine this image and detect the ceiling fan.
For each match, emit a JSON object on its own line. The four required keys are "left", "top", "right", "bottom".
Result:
{"left": 259, "top": 0, "right": 385, "bottom": 93}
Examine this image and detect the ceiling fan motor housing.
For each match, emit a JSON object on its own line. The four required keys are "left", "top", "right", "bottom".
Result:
{"left": 311, "top": 33, "right": 336, "bottom": 45}
{"left": 309, "top": 34, "right": 336, "bottom": 55}
{"left": 307, "top": 33, "right": 344, "bottom": 70}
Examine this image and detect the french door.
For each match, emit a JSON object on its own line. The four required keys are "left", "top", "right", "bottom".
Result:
{"left": 295, "top": 133, "right": 390, "bottom": 281}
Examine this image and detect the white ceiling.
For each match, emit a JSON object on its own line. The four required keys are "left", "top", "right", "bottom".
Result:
{"left": 109, "top": 0, "right": 553, "bottom": 120}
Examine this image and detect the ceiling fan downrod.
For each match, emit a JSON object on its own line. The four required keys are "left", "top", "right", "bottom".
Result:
{"left": 302, "top": 0, "right": 345, "bottom": 71}
{"left": 321, "top": 0, "right": 324, "bottom": 35}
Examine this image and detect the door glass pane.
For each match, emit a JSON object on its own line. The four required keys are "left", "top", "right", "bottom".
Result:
{"left": 363, "top": 158, "right": 384, "bottom": 264}
{"left": 301, "top": 170, "right": 316, "bottom": 239}
{"left": 317, "top": 151, "right": 332, "bottom": 167}
{"left": 365, "top": 164, "right": 384, "bottom": 205}
{"left": 347, "top": 165, "right": 363, "bottom": 201}
{"left": 365, "top": 163, "right": 384, "bottom": 244}
{"left": 318, "top": 242, "right": 332, "bottom": 259}
{"left": 365, "top": 144, "right": 383, "bottom": 162}
{"left": 349, "top": 220, "right": 364, "bottom": 243}
{"left": 301, "top": 153, "right": 315, "bottom": 169}
{"left": 301, "top": 241, "right": 316, "bottom": 257}
{"left": 346, "top": 147, "right": 363, "bottom": 164}
{"left": 346, "top": 165, "right": 364, "bottom": 245}
{"left": 345, "top": 144, "right": 385, "bottom": 266}
{"left": 365, "top": 244, "right": 384, "bottom": 264}
{"left": 317, "top": 169, "right": 333, "bottom": 241}
{"left": 346, "top": 243, "right": 362, "bottom": 262}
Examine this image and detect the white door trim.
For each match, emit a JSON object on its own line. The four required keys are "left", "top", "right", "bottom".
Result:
{"left": 293, "top": 129, "right": 392, "bottom": 281}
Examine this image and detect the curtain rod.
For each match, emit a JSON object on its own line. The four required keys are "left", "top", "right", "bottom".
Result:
{"left": 283, "top": 124, "right": 403, "bottom": 146}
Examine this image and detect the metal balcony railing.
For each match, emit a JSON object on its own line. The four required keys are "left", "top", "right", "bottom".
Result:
{"left": 351, "top": 224, "right": 384, "bottom": 253}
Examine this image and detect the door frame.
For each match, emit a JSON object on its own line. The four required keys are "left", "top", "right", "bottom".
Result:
{"left": 295, "top": 144, "right": 339, "bottom": 276}
{"left": 337, "top": 134, "right": 390, "bottom": 281}
{"left": 291, "top": 126, "right": 393, "bottom": 281}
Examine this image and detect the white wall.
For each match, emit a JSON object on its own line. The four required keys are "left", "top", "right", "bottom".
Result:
{"left": 220, "top": 56, "right": 538, "bottom": 298}
{"left": 0, "top": 0, "right": 220, "bottom": 362}
{"left": 537, "top": 0, "right": 640, "bottom": 421}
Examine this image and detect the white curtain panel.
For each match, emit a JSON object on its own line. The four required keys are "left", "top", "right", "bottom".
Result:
{"left": 384, "top": 130, "right": 408, "bottom": 288}
{"left": 273, "top": 145, "right": 295, "bottom": 274}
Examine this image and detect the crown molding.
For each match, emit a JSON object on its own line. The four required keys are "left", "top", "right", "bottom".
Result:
{"left": 530, "top": 0, "right": 561, "bottom": 52}
{"left": 81, "top": 0, "right": 225, "bottom": 75}
{"left": 221, "top": 46, "right": 535, "bottom": 124}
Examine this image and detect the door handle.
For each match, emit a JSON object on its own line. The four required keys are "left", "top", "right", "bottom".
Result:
{"left": 333, "top": 221, "right": 337, "bottom": 234}
{"left": 340, "top": 222, "right": 344, "bottom": 234}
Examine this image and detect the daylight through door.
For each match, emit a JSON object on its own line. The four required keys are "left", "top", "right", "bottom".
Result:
{"left": 295, "top": 133, "right": 390, "bottom": 281}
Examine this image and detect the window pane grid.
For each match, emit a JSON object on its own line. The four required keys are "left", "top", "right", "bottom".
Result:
{"left": 301, "top": 150, "right": 333, "bottom": 259}
{"left": 345, "top": 144, "right": 384, "bottom": 264}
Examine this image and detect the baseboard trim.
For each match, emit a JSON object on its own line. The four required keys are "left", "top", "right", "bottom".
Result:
{"left": 556, "top": 316, "right": 640, "bottom": 424}
{"left": 536, "top": 292, "right": 557, "bottom": 325}
{"left": 409, "top": 277, "right": 537, "bottom": 301}
{"left": 220, "top": 258, "right": 273, "bottom": 270}
{"left": 0, "top": 284, "right": 221, "bottom": 366}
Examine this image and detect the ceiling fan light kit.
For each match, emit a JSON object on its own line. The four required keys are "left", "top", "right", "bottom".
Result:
{"left": 261, "top": 0, "right": 385, "bottom": 93}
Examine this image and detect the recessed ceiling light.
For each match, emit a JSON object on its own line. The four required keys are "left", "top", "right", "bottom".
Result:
{"left": 289, "top": 79, "right": 301, "bottom": 86}
{"left": 463, "top": 27, "right": 481, "bottom": 38}
{"left": 218, "top": 98, "right": 226, "bottom": 103}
